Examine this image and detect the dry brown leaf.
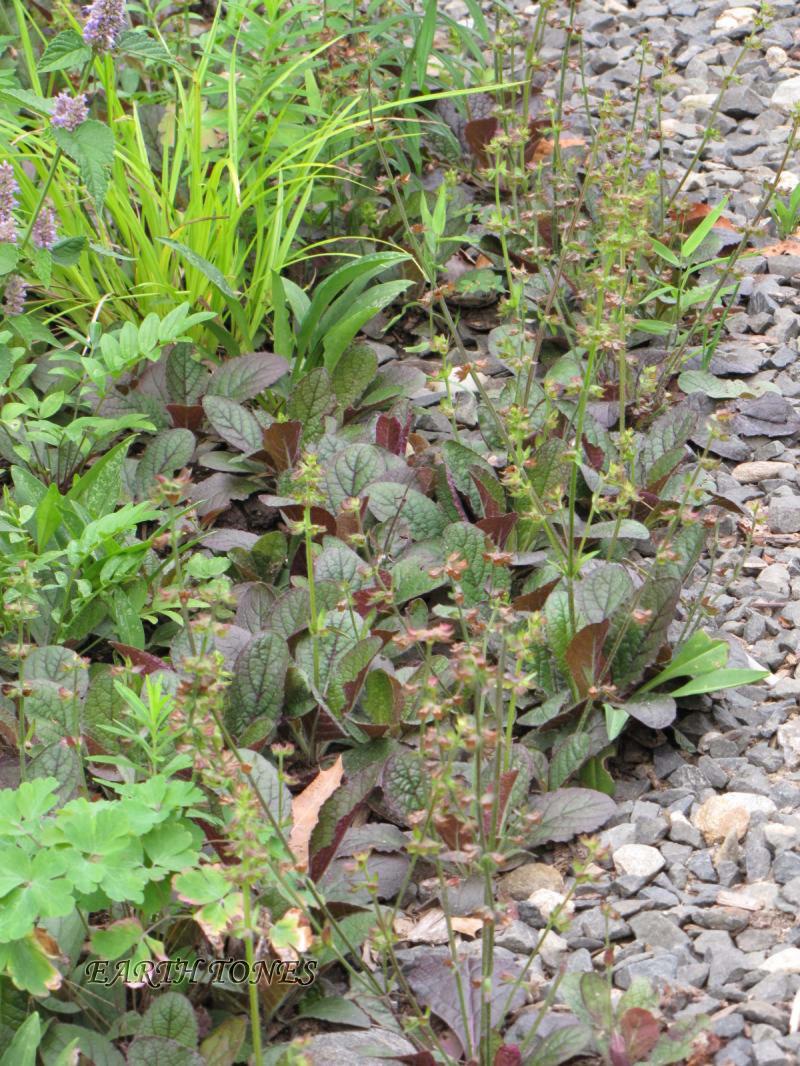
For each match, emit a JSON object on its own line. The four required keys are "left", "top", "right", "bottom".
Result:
{"left": 393, "top": 908, "right": 483, "bottom": 944}
{"left": 288, "top": 755, "right": 344, "bottom": 871}
{"left": 757, "top": 238, "right": 800, "bottom": 257}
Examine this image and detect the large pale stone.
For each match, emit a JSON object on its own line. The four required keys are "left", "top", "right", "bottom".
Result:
{"left": 773, "top": 77, "right": 800, "bottom": 111}
{"left": 612, "top": 844, "right": 664, "bottom": 880}
{"left": 693, "top": 793, "right": 777, "bottom": 844}
{"left": 500, "top": 862, "right": 564, "bottom": 900}
{"left": 760, "top": 948, "right": 800, "bottom": 974}
{"left": 731, "top": 461, "right": 795, "bottom": 484}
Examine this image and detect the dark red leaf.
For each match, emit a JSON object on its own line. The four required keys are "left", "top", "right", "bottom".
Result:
{"left": 166, "top": 403, "right": 205, "bottom": 430}
{"left": 494, "top": 1047, "right": 522, "bottom": 1066}
{"left": 476, "top": 512, "right": 517, "bottom": 548}
{"left": 621, "top": 1007, "right": 661, "bottom": 1062}
{"left": 110, "top": 643, "right": 170, "bottom": 675}
{"left": 472, "top": 472, "right": 502, "bottom": 518}
{"left": 277, "top": 504, "right": 338, "bottom": 539}
{"left": 376, "top": 414, "right": 404, "bottom": 455}
{"left": 582, "top": 435, "right": 605, "bottom": 471}
{"left": 512, "top": 578, "right": 559, "bottom": 612}
{"left": 260, "top": 421, "right": 302, "bottom": 472}
{"left": 564, "top": 621, "right": 609, "bottom": 698}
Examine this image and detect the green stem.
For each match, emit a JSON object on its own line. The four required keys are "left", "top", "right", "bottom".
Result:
{"left": 242, "top": 884, "right": 263, "bottom": 1066}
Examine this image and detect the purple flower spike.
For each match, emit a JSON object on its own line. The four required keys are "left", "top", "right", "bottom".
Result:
{"left": 0, "top": 162, "right": 18, "bottom": 218}
{"left": 3, "top": 275, "right": 26, "bottom": 317}
{"left": 51, "top": 92, "right": 89, "bottom": 132}
{"left": 0, "top": 217, "right": 16, "bottom": 245}
{"left": 83, "top": 0, "right": 127, "bottom": 53}
{"left": 32, "top": 207, "right": 58, "bottom": 250}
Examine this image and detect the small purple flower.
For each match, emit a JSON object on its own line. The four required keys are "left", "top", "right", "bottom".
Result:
{"left": 0, "top": 161, "right": 18, "bottom": 218}
{"left": 83, "top": 0, "right": 127, "bottom": 53}
{"left": 0, "top": 217, "right": 16, "bottom": 244}
{"left": 32, "top": 207, "right": 58, "bottom": 250}
{"left": 51, "top": 92, "right": 89, "bottom": 132}
{"left": 3, "top": 275, "right": 26, "bottom": 317}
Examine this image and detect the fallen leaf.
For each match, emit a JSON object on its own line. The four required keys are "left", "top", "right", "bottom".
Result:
{"left": 757, "top": 238, "right": 800, "bottom": 257}
{"left": 289, "top": 756, "right": 344, "bottom": 871}
{"left": 672, "top": 202, "right": 737, "bottom": 232}
{"left": 393, "top": 908, "right": 483, "bottom": 943}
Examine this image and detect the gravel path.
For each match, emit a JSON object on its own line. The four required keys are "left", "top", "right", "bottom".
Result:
{"left": 434, "top": 3, "right": 800, "bottom": 1063}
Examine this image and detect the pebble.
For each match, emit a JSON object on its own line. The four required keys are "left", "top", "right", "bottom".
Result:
{"left": 612, "top": 844, "right": 665, "bottom": 881}
{"left": 500, "top": 863, "right": 565, "bottom": 900}
{"left": 731, "top": 461, "right": 795, "bottom": 483}
{"left": 760, "top": 948, "right": 800, "bottom": 974}
{"left": 693, "top": 794, "right": 776, "bottom": 844}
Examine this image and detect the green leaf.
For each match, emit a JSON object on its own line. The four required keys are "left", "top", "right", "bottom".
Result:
{"left": 157, "top": 237, "right": 235, "bottom": 298}
{"left": 377, "top": 751, "right": 428, "bottom": 824}
{"left": 332, "top": 344, "right": 378, "bottom": 408}
{"left": 202, "top": 395, "right": 262, "bottom": 453}
{"left": 29, "top": 247, "right": 52, "bottom": 287}
{"left": 678, "top": 369, "right": 768, "bottom": 400}
{"left": 667, "top": 668, "right": 769, "bottom": 699}
{"left": 127, "top": 1037, "right": 204, "bottom": 1066}
{"left": 225, "top": 633, "right": 290, "bottom": 738}
{"left": 140, "top": 992, "right": 198, "bottom": 1048}
{"left": 199, "top": 1018, "right": 247, "bottom": 1066}
{"left": 573, "top": 564, "right": 634, "bottom": 625}
{"left": 52, "top": 121, "right": 115, "bottom": 209}
{"left": 50, "top": 236, "right": 86, "bottom": 267}
{"left": 66, "top": 438, "right": 128, "bottom": 517}
{"left": 134, "top": 429, "right": 195, "bottom": 498}
{"left": 323, "top": 444, "right": 385, "bottom": 511}
{"left": 442, "top": 440, "right": 496, "bottom": 513}
{"left": 587, "top": 519, "right": 650, "bottom": 541}
{"left": 38, "top": 30, "right": 91, "bottom": 72}
{"left": 40, "top": 1023, "right": 125, "bottom": 1066}
{"left": 297, "top": 994, "right": 370, "bottom": 1028}
{"left": 89, "top": 918, "right": 143, "bottom": 960}
{"left": 361, "top": 669, "right": 397, "bottom": 725}
{"left": 548, "top": 733, "right": 590, "bottom": 789}
{"left": 287, "top": 368, "right": 334, "bottom": 441}
{"left": 166, "top": 344, "right": 209, "bottom": 404}
{"left": 0, "top": 1011, "right": 40, "bottom": 1066}
{"left": 681, "top": 196, "right": 728, "bottom": 258}
{"left": 35, "top": 483, "right": 62, "bottom": 551}
{"left": 206, "top": 352, "right": 289, "bottom": 401}
{"left": 442, "top": 521, "right": 510, "bottom": 607}
{"left": 323, "top": 279, "right": 412, "bottom": 373}
{"left": 414, "top": 0, "right": 437, "bottom": 85}
{"left": 367, "top": 482, "right": 446, "bottom": 539}
{"left": 603, "top": 702, "right": 629, "bottom": 742}
{"left": 579, "top": 755, "right": 615, "bottom": 796}
{"left": 0, "top": 936, "right": 62, "bottom": 997}
{"left": 638, "top": 630, "right": 728, "bottom": 692}
{"left": 237, "top": 748, "right": 292, "bottom": 826}
{"left": 0, "top": 245, "right": 19, "bottom": 277}
{"left": 117, "top": 29, "right": 176, "bottom": 66}
{"left": 622, "top": 694, "right": 677, "bottom": 729}
{"left": 530, "top": 1024, "right": 591, "bottom": 1066}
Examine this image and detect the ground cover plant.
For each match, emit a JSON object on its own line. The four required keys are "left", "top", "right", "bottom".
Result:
{"left": 0, "top": 0, "right": 790, "bottom": 1063}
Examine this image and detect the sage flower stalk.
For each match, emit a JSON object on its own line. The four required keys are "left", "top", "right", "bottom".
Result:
{"left": 83, "top": 0, "right": 127, "bottom": 52}
{"left": 51, "top": 92, "right": 89, "bottom": 132}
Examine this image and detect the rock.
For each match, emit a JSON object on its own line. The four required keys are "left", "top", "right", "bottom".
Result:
{"left": 719, "top": 86, "right": 765, "bottom": 118}
{"left": 777, "top": 719, "right": 800, "bottom": 770}
{"left": 714, "top": 7, "right": 756, "bottom": 36}
{"left": 693, "top": 794, "right": 776, "bottom": 844}
{"left": 731, "top": 461, "right": 795, "bottom": 483}
{"left": 500, "top": 862, "right": 564, "bottom": 900}
{"left": 612, "top": 845, "right": 665, "bottom": 881}
{"left": 772, "top": 76, "right": 800, "bottom": 111}
{"left": 522, "top": 889, "right": 573, "bottom": 925}
{"left": 629, "top": 912, "right": 690, "bottom": 951}
{"left": 760, "top": 947, "right": 800, "bottom": 974}
{"left": 495, "top": 920, "right": 540, "bottom": 954}
{"left": 299, "top": 1030, "right": 416, "bottom": 1065}
{"left": 767, "top": 495, "right": 800, "bottom": 534}
{"left": 773, "top": 851, "right": 800, "bottom": 884}
{"left": 757, "top": 563, "right": 790, "bottom": 595}
{"left": 538, "top": 930, "right": 569, "bottom": 969}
